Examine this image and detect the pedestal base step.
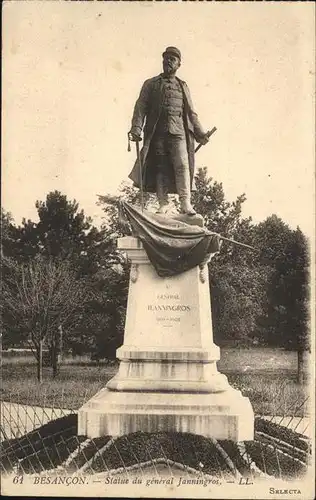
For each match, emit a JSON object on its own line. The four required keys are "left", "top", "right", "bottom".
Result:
{"left": 78, "top": 388, "right": 254, "bottom": 442}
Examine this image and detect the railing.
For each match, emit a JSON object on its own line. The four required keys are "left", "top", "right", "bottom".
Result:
{"left": 0, "top": 392, "right": 311, "bottom": 480}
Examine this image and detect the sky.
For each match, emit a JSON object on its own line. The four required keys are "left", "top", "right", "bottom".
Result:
{"left": 2, "top": 1, "right": 315, "bottom": 236}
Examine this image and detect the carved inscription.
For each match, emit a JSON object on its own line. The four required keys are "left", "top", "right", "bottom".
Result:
{"left": 147, "top": 293, "right": 190, "bottom": 327}
{"left": 148, "top": 305, "right": 190, "bottom": 312}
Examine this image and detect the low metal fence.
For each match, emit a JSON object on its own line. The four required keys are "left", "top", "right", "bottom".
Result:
{"left": 0, "top": 391, "right": 311, "bottom": 481}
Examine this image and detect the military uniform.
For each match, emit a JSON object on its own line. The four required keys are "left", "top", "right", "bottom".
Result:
{"left": 151, "top": 75, "right": 192, "bottom": 209}
{"left": 129, "top": 47, "right": 207, "bottom": 214}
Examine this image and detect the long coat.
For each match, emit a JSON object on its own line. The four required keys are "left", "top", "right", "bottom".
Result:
{"left": 128, "top": 74, "right": 206, "bottom": 193}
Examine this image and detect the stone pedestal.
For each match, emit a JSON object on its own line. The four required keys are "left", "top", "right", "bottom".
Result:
{"left": 78, "top": 236, "right": 254, "bottom": 441}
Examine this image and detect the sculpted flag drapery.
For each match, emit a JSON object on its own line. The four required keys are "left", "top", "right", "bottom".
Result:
{"left": 120, "top": 202, "right": 220, "bottom": 277}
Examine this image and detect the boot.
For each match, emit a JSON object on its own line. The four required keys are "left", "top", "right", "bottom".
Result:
{"left": 179, "top": 197, "right": 196, "bottom": 216}
{"left": 156, "top": 172, "right": 169, "bottom": 214}
{"left": 175, "top": 167, "right": 196, "bottom": 215}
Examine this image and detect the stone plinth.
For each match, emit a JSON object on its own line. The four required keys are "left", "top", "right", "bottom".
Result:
{"left": 78, "top": 236, "right": 254, "bottom": 441}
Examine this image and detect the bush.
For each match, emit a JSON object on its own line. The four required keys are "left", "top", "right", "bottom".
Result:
{"left": 0, "top": 414, "right": 78, "bottom": 473}
{"left": 18, "top": 435, "right": 85, "bottom": 474}
{"left": 1, "top": 418, "right": 310, "bottom": 479}
{"left": 255, "top": 418, "right": 310, "bottom": 452}
{"left": 245, "top": 440, "right": 306, "bottom": 479}
{"left": 91, "top": 432, "right": 235, "bottom": 478}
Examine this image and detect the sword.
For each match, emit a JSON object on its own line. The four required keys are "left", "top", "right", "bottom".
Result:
{"left": 128, "top": 133, "right": 144, "bottom": 212}
{"left": 135, "top": 140, "right": 144, "bottom": 212}
{"left": 195, "top": 126, "right": 217, "bottom": 153}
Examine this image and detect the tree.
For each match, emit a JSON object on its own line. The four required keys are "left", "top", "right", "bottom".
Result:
{"left": 283, "top": 228, "right": 310, "bottom": 383}
{"left": 189, "top": 168, "right": 269, "bottom": 345}
{"left": 3, "top": 192, "right": 130, "bottom": 361}
{"left": 88, "top": 265, "right": 129, "bottom": 360}
{"left": 276, "top": 227, "right": 310, "bottom": 382}
{"left": 61, "top": 261, "right": 129, "bottom": 360}
{"left": 192, "top": 168, "right": 248, "bottom": 237}
{"left": 36, "top": 191, "right": 92, "bottom": 258}
{"left": 251, "top": 216, "right": 310, "bottom": 380}
{"left": 2, "top": 192, "right": 109, "bottom": 361}
{"left": 211, "top": 263, "right": 269, "bottom": 346}
{"left": 253, "top": 215, "right": 297, "bottom": 346}
{"left": 1, "top": 209, "right": 19, "bottom": 259}
{"left": 13, "top": 191, "right": 102, "bottom": 276}
{"left": 2, "top": 255, "right": 91, "bottom": 381}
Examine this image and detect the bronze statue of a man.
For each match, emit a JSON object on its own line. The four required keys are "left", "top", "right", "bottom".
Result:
{"left": 128, "top": 46, "right": 209, "bottom": 215}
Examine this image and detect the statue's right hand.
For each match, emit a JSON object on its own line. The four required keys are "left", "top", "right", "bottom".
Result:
{"left": 128, "top": 132, "right": 142, "bottom": 142}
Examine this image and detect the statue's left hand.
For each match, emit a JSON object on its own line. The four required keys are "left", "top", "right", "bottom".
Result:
{"left": 199, "top": 133, "right": 210, "bottom": 145}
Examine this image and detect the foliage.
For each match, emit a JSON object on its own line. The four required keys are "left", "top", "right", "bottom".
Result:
{"left": 245, "top": 439, "right": 307, "bottom": 479}
{"left": 1, "top": 417, "right": 309, "bottom": 479}
{"left": 191, "top": 171, "right": 310, "bottom": 352}
{"left": 253, "top": 217, "right": 310, "bottom": 351}
{"left": 97, "top": 182, "right": 157, "bottom": 236}
{"left": 1, "top": 414, "right": 79, "bottom": 474}
{"left": 68, "top": 264, "right": 129, "bottom": 359}
{"left": 2, "top": 171, "right": 311, "bottom": 357}
{"left": 1, "top": 255, "right": 91, "bottom": 380}
{"left": 210, "top": 263, "right": 269, "bottom": 344}
{"left": 280, "top": 228, "right": 310, "bottom": 351}
{"left": 1, "top": 192, "right": 125, "bottom": 362}
{"left": 18, "top": 435, "right": 82, "bottom": 474}
{"left": 189, "top": 168, "right": 269, "bottom": 344}
{"left": 90, "top": 431, "right": 234, "bottom": 477}
{"left": 11, "top": 191, "right": 102, "bottom": 275}
{"left": 1, "top": 209, "right": 19, "bottom": 258}
{"left": 255, "top": 418, "right": 309, "bottom": 449}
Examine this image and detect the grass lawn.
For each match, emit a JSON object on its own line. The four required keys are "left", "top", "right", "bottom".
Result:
{"left": 1, "top": 362, "right": 118, "bottom": 410}
{"left": 218, "top": 346, "right": 299, "bottom": 372}
{"left": 218, "top": 347, "right": 309, "bottom": 416}
{"left": 1, "top": 347, "right": 309, "bottom": 416}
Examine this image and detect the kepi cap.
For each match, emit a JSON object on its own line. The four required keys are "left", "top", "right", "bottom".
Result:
{"left": 162, "top": 46, "right": 181, "bottom": 61}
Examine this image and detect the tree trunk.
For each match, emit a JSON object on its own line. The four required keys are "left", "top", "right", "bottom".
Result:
{"left": 58, "top": 324, "right": 63, "bottom": 363}
{"left": 37, "top": 341, "right": 43, "bottom": 383}
{"left": 297, "top": 349, "right": 306, "bottom": 384}
{"left": 52, "top": 326, "right": 63, "bottom": 378}
{"left": 52, "top": 355, "right": 58, "bottom": 378}
{"left": 52, "top": 333, "right": 58, "bottom": 379}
